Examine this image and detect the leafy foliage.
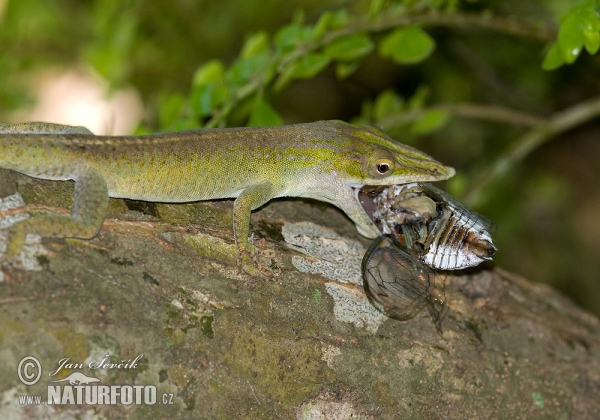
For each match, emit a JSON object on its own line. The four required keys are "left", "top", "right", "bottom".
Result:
{"left": 153, "top": 3, "right": 471, "bottom": 130}
{"left": 543, "top": 1, "right": 600, "bottom": 69}
{"left": 379, "top": 26, "right": 436, "bottom": 64}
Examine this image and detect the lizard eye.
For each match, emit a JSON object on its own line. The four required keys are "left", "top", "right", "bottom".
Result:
{"left": 374, "top": 158, "right": 394, "bottom": 176}
{"left": 376, "top": 162, "right": 390, "bottom": 174}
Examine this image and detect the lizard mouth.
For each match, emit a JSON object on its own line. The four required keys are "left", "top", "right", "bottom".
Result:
{"left": 353, "top": 185, "right": 377, "bottom": 223}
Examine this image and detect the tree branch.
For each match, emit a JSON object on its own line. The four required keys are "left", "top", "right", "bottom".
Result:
{"left": 464, "top": 96, "right": 600, "bottom": 207}
{"left": 207, "top": 10, "right": 557, "bottom": 128}
{"left": 378, "top": 102, "right": 547, "bottom": 130}
{"left": 443, "top": 103, "right": 547, "bottom": 127}
{"left": 349, "top": 11, "right": 557, "bottom": 42}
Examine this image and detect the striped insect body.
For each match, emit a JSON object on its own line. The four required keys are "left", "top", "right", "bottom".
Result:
{"left": 362, "top": 182, "right": 496, "bottom": 270}
{"left": 358, "top": 182, "right": 496, "bottom": 332}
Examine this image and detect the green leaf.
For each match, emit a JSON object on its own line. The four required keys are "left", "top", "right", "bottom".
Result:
{"left": 373, "top": 90, "right": 404, "bottom": 121}
{"left": 324, "top": 33, "right": 374, "bottom": 61}
{"left": 313, "top": 12, "right": 333, "bottom": 41}
{"left": 159, "top": 93, "right": 186, "bottom": 128}
{"left": 190, "top": 83, "right": 228, "bottom": 117}
{"left": 369, "top": 0, "right": 386, "bottom": 18}
{"left": 248, "top": 99, "right": 283, "bottom": 127}
{"left": 308, "top": 9, "right": 354, "bottom": 47}
{"left": 274, "top": 52, "right": 331, "bottom": 89}
{"left": 584, "top": 29, "right": 600, "bottom": 54}
{"left": 335, "top": 62, "right": 359, "bottom": 79}
{"left": 289, "top": 53, "right": 331, "bottom": 79}
{"left": 329, "top": 9, "right": 350, "bottom": 29}
{"left": 241, "top": 32, "right": 270, "bottom": 58}
{"left": 379, "top": 26, "right": 435, "bottom": 64}
{"left": 191, "top": 60, "right": 229, "bottom": 117}
{"left": 274, "top": 24, "right": 314, "bottom": 55}
{"left": 557, "top": 10, "right": 585, "bottom": 63}
{"left": 226, "top": 52, "right": 273, "bottom": 87}
{"left": 192, "top": 60, "right": 225, "bottom": 86}
{"left": 411, "top": 109, "right": 449, "bottom": 134}
{"left": 407, "top": 85, "right": 430, "bottom": 109}
{"left": 542, "top": 43, "right": 564, "bottom": 71}
{"left": 583, "top": 9, "right": 600, "bottom": 54}
{"left": 556, "top": 6, "right": 600, "bottom": 63}
{"left": 273, "top": 65, "right": 296, "bottom": 92}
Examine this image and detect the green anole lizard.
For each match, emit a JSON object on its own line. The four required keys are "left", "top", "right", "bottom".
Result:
{"left": 0, "top": 120, "right": 454, "bottom": 274}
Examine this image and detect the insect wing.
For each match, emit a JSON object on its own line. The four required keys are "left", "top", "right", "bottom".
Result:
{"left": 361, "top": 236, "right": 435, "bottom": 320}
{"left": 419, "top": 183, "right": 497, "bottom": 234}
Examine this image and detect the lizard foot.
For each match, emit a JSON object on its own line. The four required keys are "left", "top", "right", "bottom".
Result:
{"left": 236, "top": 243, "right": 275, "bottom": 277}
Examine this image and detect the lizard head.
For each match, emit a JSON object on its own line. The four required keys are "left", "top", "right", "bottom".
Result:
{"left": 330, "top": 121, "right": 455, "bottom": 186}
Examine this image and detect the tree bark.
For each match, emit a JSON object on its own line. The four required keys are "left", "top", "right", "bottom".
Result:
{"left": 1, "top": 175, "right": 599, "bottom": 419}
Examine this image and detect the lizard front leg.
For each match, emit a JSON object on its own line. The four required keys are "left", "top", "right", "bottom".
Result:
{"left": 2, "top": 165, "right": 109, "bottom": 274}
{"left": 233, "top": 182, "right": 281, "bottom": 275}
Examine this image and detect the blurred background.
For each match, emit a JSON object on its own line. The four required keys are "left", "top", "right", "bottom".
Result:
{"left": 1, "top": 0, "right": 599, "bottom": 316}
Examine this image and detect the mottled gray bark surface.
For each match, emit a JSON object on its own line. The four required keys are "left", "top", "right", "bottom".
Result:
{"left": 0, "top": 173, "right": 599, "bottom": 419}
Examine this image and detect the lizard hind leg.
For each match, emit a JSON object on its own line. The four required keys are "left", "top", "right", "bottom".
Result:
{"left": 2, "top": 166, "right": 109, "bottom": 269}
{"left": 233, "top": 182, "right": 281, "bottom": 275}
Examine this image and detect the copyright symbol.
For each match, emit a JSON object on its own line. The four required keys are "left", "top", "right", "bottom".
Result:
{"left": 18, "top": 356, "right": 42, "bottom": 385}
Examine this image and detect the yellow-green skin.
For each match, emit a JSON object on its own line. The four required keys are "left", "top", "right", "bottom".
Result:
{"left": 0, "top": 120, "right": 454, "bottom": 272}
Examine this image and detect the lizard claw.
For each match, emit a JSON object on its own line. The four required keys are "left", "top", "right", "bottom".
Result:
{"left": 236, "top": 243, "right": 275, "bottom": 277}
